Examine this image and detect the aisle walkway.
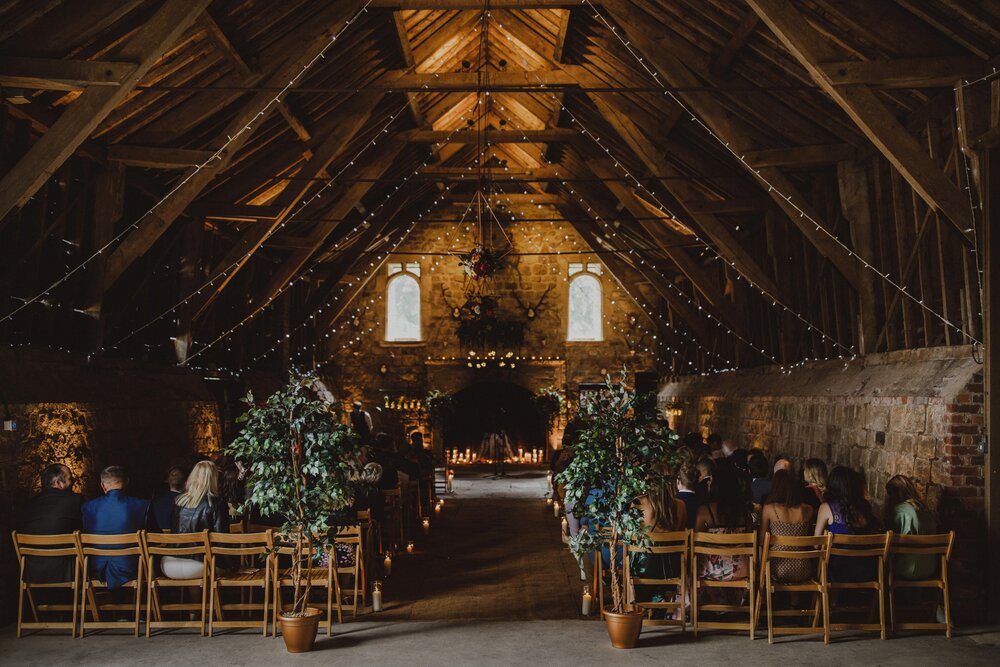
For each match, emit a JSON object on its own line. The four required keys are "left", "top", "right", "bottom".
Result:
{"left": 380, "top": 467, "right": 582, "bottom": 620}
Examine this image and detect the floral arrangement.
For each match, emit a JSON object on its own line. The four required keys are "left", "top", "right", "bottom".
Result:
{"left": 459, "top": 245, "right": 504, "bottom": 280}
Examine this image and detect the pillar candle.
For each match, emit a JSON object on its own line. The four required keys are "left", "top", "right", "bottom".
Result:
{"left": 422, "top": 517, "right": 430, "bottom": 535}
{"left": 582, "top": 591, "right": 592, "bottom": 616}
{"left": 373, "top": 582, "right": 383, "bottom": 612}
{"left": 406, "top": 541, "right": 414, "bottom": 554}
{"left": 383, "top": 554, "right": 392, "bottom": 576}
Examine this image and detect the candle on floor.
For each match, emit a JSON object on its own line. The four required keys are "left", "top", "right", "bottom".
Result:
{"left": 372, "top": 581, "right": 383, "bottom": 612}
{"left": 582, "top": 585, "right": 592, "bottom": 616}
{"left": 434, "top": 501, "right": 442, "bottom": 514}
{"left": 553, "top": 500, "right": 561, "bottom": 518}
{"left": 546, "top": 472, "right": 553, "bottom": 491}
{"left": 422, "top": 517, "right": 430, "bottom": 534}
{"left": 406, "top": 541, "right": 414, "bottom": 554}
{"left": 561, "top": 516, "right": 568, "bottom": 534}
{"left": 383, "top": 553, "right": 392, "bottom": 576}
{"left": 546, "top": 497, "right": 553, "bottom": 506}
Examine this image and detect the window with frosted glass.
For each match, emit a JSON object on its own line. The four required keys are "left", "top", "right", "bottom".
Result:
{"left": 568, "top": 273, "right": 602, "bottom": 341}
{"left": 386, "top": 273, "right": 421, "bottom": 341}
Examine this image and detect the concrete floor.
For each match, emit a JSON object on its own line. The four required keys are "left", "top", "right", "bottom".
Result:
{"left": 3, "top": 469, "right": 998, "bottom": 665}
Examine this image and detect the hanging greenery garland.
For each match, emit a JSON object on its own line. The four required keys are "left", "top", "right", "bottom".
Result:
{"left": 459, "top": 245, "right": 505, "bottom": 281}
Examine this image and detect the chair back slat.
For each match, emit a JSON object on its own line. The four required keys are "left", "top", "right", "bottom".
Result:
{"left": 828, "top": 531, "right": 891, "bottom": 558}
{"left": 693, "top": 530, "right": 755, "bottom": 557}
{"left": 78, "top": 532, "right": 143, "bottom": 556}
{"left": 12, "top": 531, "right": 80, "bottom": 559}
{"left": 142, "top": 530, "right": 209, "bottom": 557}
{"left": 209, "top": 531, "right": 272, "bottom": 556}
{"left": 892, "top": 532, "right": 955, "bottom": 558}
{"left": 763, "top": 532, "right": 831, "bottom": 560}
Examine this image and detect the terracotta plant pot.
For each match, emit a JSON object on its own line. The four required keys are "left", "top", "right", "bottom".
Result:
{"left": 603, "top": 605, "right": 644, "bottom": 649}
{"left": 279, "top": 607, "right": 322, "bottom": 653}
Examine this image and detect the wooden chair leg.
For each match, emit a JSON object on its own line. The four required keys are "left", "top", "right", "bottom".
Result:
{"left": 942, "top": 561, "right": 952, "bottom": 639}
{"left": 822, "top": 586, "right": 830, "bottom": 645}
{"left": 765, "top": 567, "right": 773, "bottom": 644}
{"left": 145, "top": 574, "right": 153, "bottom": 638}
{"left": 877, "top": 567, "right": 886, "bottom": 640}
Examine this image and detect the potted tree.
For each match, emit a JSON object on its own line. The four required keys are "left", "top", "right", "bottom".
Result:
{"left": 558, "top": 370, "right": 678, "bottom": 649}
{"left": 227, "top": 372, "right": 365, "bottom": 653}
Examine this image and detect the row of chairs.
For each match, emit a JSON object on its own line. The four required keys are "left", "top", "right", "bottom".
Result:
{"left": 11, "top": 526, "right": 365, "bottom": 639}
{"left": 593, "top": 529, "right": 954, "bottom": 643}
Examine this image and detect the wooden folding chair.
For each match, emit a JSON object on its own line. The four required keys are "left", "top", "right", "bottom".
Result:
{"left": 78, "top": 532, "right": 145, "bottom": 637}
{"left": 691, "top": 531, "right": 757, "bottom": 639}
{"left": 591, "top": 526, "right": 617, "bottom": 612}
{"left": 11, "top": 531, "right": 81, "bottom": 637}
{"left": 757, "top": 533, "right": 831, "bottom": 644}
{"left": 889, "top": 531, "right": 954, "bottom": 638}
{"left": 331, "top": 525, "right": 365, "bottom": 622}
{"left": 623, "top": 529, "right": 689, "bottom": 631}
{"left": 272, "top": 537, "right": 338, "bottom": 637}
{"left": 208, "top": 530, "right": 273, "bottom": 636}
{"left": 826, "top": 531, "right": 892, "bottom": 640}
{"left": 142, "top": 530, "right": 210, "bottom": 636}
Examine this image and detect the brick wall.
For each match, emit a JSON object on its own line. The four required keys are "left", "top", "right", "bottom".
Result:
{"left": 659, "top": 345, "right": 986, "bottom": 619}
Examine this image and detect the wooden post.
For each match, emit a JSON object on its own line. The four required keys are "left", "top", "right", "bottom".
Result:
{"left": 84, "top": 161, "right": 125, "bottom": 352}
{"left": 837, "top": 160, "right": 879, "bottom": 353}
{"left": 984, "top": 147, "right": 999, "bottom": 622}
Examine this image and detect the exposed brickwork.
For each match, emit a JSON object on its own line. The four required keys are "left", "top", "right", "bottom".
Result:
{"left": 659, "top": 345, "right": 986, "bottom": 619}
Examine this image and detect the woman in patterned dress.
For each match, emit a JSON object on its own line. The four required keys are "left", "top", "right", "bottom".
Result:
{"left": 759, "top": 470, "right": 816, "bottom": 582}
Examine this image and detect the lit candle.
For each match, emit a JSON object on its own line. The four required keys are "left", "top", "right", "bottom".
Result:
{"left": 547, "top": 472, "right": 553, "bottom": 492}
{"left": 434, "top": 501, "right": 442, "bottom": 514}
{"left": 372, "top": 581, "right": 383, "bottom": 612}
{"left": 582, "top": 585, "right": 592, "bottom": 616}
{"left": 422, "top": 517, "right": 430, "bottom": 535}
{"left": 383, "top": 553, "right": 392, "bottom": 576}
{"left": 553, "top": 500, "right": 560, "bottom": 518}
{"left": 546, "top": 497, "right": 554, "bottom": 506}
{"left": 561, "top": 516, "right": 568, "bottom": 534}
{"left": 406, "top": 541, "right": 414, "bottom": 554}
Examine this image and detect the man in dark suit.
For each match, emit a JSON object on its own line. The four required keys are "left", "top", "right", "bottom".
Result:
{"left": 18, "top": 463, "right": 83, "bottom": 582}
{"left": 150, "top": 465, "right": 186, "bottom": 532}
{"left": 80, "top": 466, "right": 149, "bottom": 589}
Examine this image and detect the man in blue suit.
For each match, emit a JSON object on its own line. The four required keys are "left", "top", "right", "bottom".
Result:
{"left": 81, "top": 466, "right": 149, "bottom": 589}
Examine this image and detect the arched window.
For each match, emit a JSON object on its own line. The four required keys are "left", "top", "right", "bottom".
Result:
{"left": 567, "top": 263, "right": 603, "bottom": 341}
{"left": 386, "top": 262, "right": 421, "bottom": 342}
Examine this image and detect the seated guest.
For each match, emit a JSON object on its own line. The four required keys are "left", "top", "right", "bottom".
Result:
{"left": 151, "top": 465, "right": 186, "bottom": 532}
{"left": 632, "top": 465, "right": 687, "bottom": 607}
{"left": 695, "top": 463, "right": 753, "bottom": 581}
{"left": 703, "top": 433, "right": 721, "bottom": 459}
{"left": 803, "top": 458, "right": 828, "bottom": 509}
{"left": 718, "top": 437, "right": 738, "bottom": 459}
{"left": 773, "top": 457, "right": 792, "bottom": 474}
{"left": 218, "top": 461, "right": 246, "bottom": 521}
{"left": 884, "top": 474, "right": 938, "bottom": 579}
{"left": 81, "top": 466, "right": 150, "bottom": 589}
{"left": 18, "top": 463, "right": 83, "bottom": 582}
{"left": 163, "top": 461, "right": 228, "bottom": 579}
{"left": 730, "top": 447, "right": 750, "bottom": 473}
{"left": 760, "top": 470, "right": 816, "bottom": 582}
{"left": 695, "top": 456, "right": 714, "bottom": 501}
{"left": 675, "top": 465, "right": 700, "bottom": 529}
{"left": 371, "top": 432, "right": 400, "bottom": 490}
{"left": 815, "top": 466, "right": 880, "bottom": 582}
{"left": 749, "top": 454, "right": 770, "bottom": 504}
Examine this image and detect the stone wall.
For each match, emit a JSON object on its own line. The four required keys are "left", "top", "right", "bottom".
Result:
{"left": 658, "top": 345, "right": 987, "bottom": 618}
{"left": 322, "top": 219, "right": 656, "bottom": 450}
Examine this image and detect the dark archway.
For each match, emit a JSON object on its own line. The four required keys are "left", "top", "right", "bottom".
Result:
{"left": 443, "top": 381, "right": 545, "bottom": 454}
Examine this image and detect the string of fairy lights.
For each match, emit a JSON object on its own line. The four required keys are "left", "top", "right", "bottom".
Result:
{"left": 108, "top": 99, "right": 413, "bottom": 353}
{"left": 483, "top": 13, "right": 856, "bottom": 366}
{"left": 0, "top": 0, "right": 377, "bottom": 327}
{"left": 182, "top": 98, "right": 504, "bottom": 371}
{"left": 578, "top": 0, "right": 982, "bottom": 346}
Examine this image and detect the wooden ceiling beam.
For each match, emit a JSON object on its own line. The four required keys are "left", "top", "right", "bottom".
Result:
{"left": 189, "top": 90, "right": 386, "bottom": 320}
{"left": 374, "top": 70, "right": 578, "bottom": 90}
{"left": 107, "top": 145, "right": 215, "bottom": 169}
{"left": 742, "top": 143, "right": 856, "bottom": 168}
{"left": 602, "top": 0, "right": 863, "bottom": 290}
{"left": 821, "top": 56, "right": 984, "bottom": 88}
{"left": 101, "top": 1, "right": 366, "bottom": 292}
{"left": 404, "top": 128, "right": 575, "bottom": 142}
{"left": 237, "top": 137, "right": 405, "bottom": 323}
{"left": 0, "top": 0, "right": 212, "bottom": 223}
{"left": 0, "top": 56, "right": 137, "bottom": 91}
{"left": 711, "top": 11, "right": 760, "bottom": 76}
{"left": 370, "top": 1, "right": 576, "bottom": 9}
{"left": 745, "top": 0, "right": 974, "bottom": 241}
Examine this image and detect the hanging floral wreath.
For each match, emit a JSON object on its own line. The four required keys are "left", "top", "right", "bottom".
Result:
{"left": 456, "top": 295, "right": 525, "bottom": 348}
{"left": 459, "top": 245, "right": 504, "bottom": 280}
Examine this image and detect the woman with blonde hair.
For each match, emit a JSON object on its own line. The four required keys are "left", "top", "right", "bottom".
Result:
{"left": 162, "top": 461, "right": 229, "bottom": 579}
{"left": 884, "top": 474, "right": 938, "bottom": 579}
{"left": 802, "top": 458, "right": 828, "bottom": 509}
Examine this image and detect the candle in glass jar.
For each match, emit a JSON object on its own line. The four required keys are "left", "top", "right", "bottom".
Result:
{"left": 546, "top": 497, "right": 554, "bottom": 506}
{"left": 434, "top": 502, "right": 442, "bottom": 514}
{"left": 383, "top": 553, "right": 392, "bottom": 576}
{"left": 553, "top": 500, "right": 560, "bottom": 517}
{"left": 372, "top": 581, "right": 383, "bottom": 612}
{"left": 422, "top": 517, "right": 430, "bottom": 534}
{"left": 406, "top": 541, "right": 414, "bottom": 554}
{"left": 582, "top": 586, "right": 592, "bottom": 616}
{"left": 561, "top": 516, "right": 568, "bottom": 534}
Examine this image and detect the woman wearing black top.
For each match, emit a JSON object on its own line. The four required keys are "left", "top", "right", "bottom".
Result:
{"left": 162, "top": 461, "right": 228, "bottom": 579}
